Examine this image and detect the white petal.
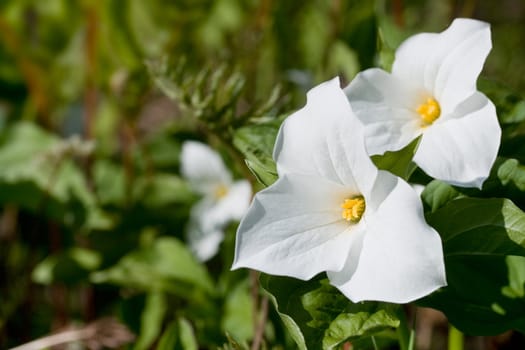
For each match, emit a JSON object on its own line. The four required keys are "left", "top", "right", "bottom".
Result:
{"left": 414, "top": 93, "right": 500, "bottom": 188}
{"left": 329, "top": 172, "right": 446, "bottom": 303}
{"left": 232, "top": 173, "right": 362, "bottom": 280}
{"left": 187, "top": 219, "right": 224, "bottom": 262}
{"left": 187, "top": 199, "right": 225, "bottom": 261}
{"left": 274, "top": 77, "right": 377, "bottom": 195}
{"left": 207, "top": 180, "right": 252, "bottom": 225}
{"left": 393, "top": 18, "right": 491, "bottom": 113}
{"left": 344, "top": 68, "right": 424, "bottom": 155}
{"left": 181, "top": 141, "right": 232, "bottom": 194}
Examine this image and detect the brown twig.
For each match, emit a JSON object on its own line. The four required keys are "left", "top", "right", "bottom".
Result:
{"left": 251, "top": 294, "right": 269, "bottom": 350}
{"left": 8, "top": 318, "right": 135, "bottom": 350}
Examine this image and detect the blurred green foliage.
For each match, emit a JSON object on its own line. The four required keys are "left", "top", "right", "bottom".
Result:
{"left": 0, "top": 0, "right": 524, "bottom": 349}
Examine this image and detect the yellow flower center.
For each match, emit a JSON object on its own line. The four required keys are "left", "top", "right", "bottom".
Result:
{"left": 214, "top": 184, "right": 228, "bottom": 199}
{"left": 340, "top": 196, "right": 365, "bottom": 223}
{"left": 417, "top": 98, "right": 441, "bottom": 125}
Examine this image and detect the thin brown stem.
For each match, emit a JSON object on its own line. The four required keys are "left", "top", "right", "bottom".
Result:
{"left": 251, "top": 295, "right": 269, "bottom": 350}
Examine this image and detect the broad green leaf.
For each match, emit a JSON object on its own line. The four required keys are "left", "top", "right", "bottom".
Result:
{"left": 479, "top": 78, "right": 525, "bottom": 124}
{"left": 32, "top": 248, "right": 102, "bottom": 285}
{"left": 371, "top": 137, "right": 419, "bottom": 181}
{"left": 244, "top": 159, "right": 277, "bottom": 187}
{"left": 419, "top": 255, "right": 525, "bottom": 335}
{"left": 134, "top": 291, "right": 167, "bottom": 350}
{"left": 428, "top": 198, "right": 525, "bottom": 256}
{"left": 325, "top": 40, "right": 359, "bottom": 81}
{"left": 233, "top": 121, "right": 281, "bottom": 186}
{"left": 420, "top": 198, "right": 525, "bottom": 334}
{"left": 497, "top": 158, "right": 525, "bottom": 191}
{"left": 132, "top": 173, "right": 194, "bottom": 208}
{"left": 93, "top": 159, "right": 126, "bottom": 207}
{"left": 157, "top": 317, "right": 198, "bottom": 350}
{"left": 221, "top": 280, "right": 254, "bottom": 343}
{"left": 178, "top": 318, "right": 198, "bottom": 350}
{"left": 421, "top": 180, "right": 464, "bottom": 212}
{"left": 260, "top": 274, "right": 399, "bottom": 350}
{"left": 0, "top": 122, "right": 95, "bottom": 223}
{"left": 91, "top": 236, "right": 214, "bottom": 295}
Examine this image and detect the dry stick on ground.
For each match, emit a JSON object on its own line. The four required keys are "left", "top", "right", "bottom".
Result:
{"left": 9, "top": 318, "right": 135, "bottom": 350}
{"left": 251, "top": 295, "right": 269, "bottom": 350}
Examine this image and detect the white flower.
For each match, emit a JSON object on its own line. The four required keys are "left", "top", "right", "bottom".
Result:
{"left": 181, "top": 141, "right": 252, "bottom": 261}
{"left": 232, "top": 78, "right": 446, "bottom": 303}
{"left": 345, "top": 18, "right": 500, "bottom": 188}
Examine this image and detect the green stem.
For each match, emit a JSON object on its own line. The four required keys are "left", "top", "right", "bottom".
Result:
{"left": 396, "top": 306, "right": 414, "bottom": 350}
{"left": 371, "top": 335, "right": 379, "bottom": 350}
{"left": 448, "top": 324, "right": 464, "bottom": 350}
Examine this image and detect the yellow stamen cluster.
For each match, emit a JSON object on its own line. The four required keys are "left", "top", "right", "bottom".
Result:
{"left": 417, "top": 98, "right": 441, "bottom": 125}
{"left": 340, "top": 196, "right": 365, "bottom": 222}
{"left": 214, "top": 184, "right": 228, "bottom": 199}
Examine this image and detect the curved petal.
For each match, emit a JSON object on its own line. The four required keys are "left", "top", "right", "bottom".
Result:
{"left": 344, "top": 68, "right": 424, "bottom": 155}
{"left": 393, "top": 18, "right": 491, "bottom": 113}
{"left": 186, "top": 199, "right": 225, "bottom": 261}
{"left": 329, "top": 172, "right": 446, "bottom": 303}
{"left": 414, "top": 93, "right": 500, "bottom": 188}
{"left": 187, "top": 218, "right": 224, "bottom": 262}
{"left": 232, "top": 173, "right": 362, "bottom": 280}
{"left": 181, "top": 141, "right": 231, "bottom": 194}
{"left": 208, "top": 180, "right": 252, "bottom": 225}
{"left": 274, "top": 77, "right": 377, "bottom": 195}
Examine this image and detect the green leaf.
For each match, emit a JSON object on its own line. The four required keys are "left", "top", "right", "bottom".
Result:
{"left": 371, "top": 137, "right": 419, "bottom": 180}
{"left": 497, "top": 158, "right": 525, "bottom": 191}
{"left": 420, "top": 198, "right": 525, "bottom": 334}
{"left": 479, "top": 78, "right": 525, "bottom": 124}
{"left": 221, "top": 280, "right": 254, "bottom": 343}
{"left": 260, "top": 274, "right": 399, "bottom": 350}
{"left": 93, "top": 159, "right": 127, "bottom": 206}
{"left": 233, "top": 121, "right": 281, "bottom": 186}
{"left": 419, "top": 255, "right": 525, "bottom": 335}
{"left": 132, "top": 173, "right": 194, "bottom": 208}
{"left": 32, "top": 248, "right": 102, "bottom": 285}
{"left": 91, "top": 236, "right": 214, "bottom": 295}
{"left": 157, "top": 317, "right": 198, "bottom": 350}
{"left": 421, "top": 180, "right": 464, "bottom": 212}
{"left": 428, "top": 198, "right": 525, "bottom": 256}
{"left": 134, "top": 291, "right": 167, "bottom": 350}
{"left": 0, "top": 122, "right": 95, "bottom": 224}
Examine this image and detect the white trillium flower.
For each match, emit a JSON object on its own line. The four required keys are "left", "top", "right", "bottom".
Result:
{"left": 232, "top": 78, "right": 446, "bottom": 303}
{"left": 181, "top": 141, "right": 252, "bottom": 261}
{"left": 345, "top": 18, "right": 501, "bottom": 188}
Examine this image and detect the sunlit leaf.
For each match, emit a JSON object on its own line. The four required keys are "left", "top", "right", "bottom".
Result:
{"left": 233, "top": 120, "right": 281, "bottom": 187}
{"left": 221, "top": 280, "right": 254, "bottom": 343}
{"left": 91, "top": 237, "right": 214, "bottom": 295}
{"left": 134, "top": 291, "right": 167, "bottom": 350}
{"left": 32, "top": 248, "right": 102, "bottom": 285}
{"left": 421, "top": 198, "right": 525, "bottom": 334}
{"left": 371, "top": 137, "right": 419, "bottom": 181}
{"left": 260, "top": 274, "right": 399, "bottom": 350}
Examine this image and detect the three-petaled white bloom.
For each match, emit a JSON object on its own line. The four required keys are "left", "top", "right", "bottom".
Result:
{"left": 232, "top": 78, "right": 446, "bottom": 303}
{"left": 345, "top": 18, "right": 500, "bottom": 188}
{"left": 181, "top": 141, "right": 251, "bottom": 261}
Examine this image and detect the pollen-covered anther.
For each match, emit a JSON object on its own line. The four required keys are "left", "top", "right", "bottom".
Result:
{"left": 341, "top": 196, "right": 365, "bottom": 222}
{"left": 214, "top": 184, "right": 228, "bottom": 199}
{"left": 417, "top": 98, "right": 441, "bottom": 125}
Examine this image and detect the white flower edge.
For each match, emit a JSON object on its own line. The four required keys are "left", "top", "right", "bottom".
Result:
{"left": 345, "top": 18, "right": 500, "bottom": 188}
{"left": 233, "top": 78, "right": 446, "bottom": 303}
{"left": 181, "top": 141, "right": 252, "bottom": 261}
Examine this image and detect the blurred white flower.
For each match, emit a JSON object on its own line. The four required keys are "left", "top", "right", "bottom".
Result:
{"left": 232, "top": 78, "right": 446, "bottom": 303}
{"left": 346, "top": 18, "right": 500, "bottom": 188}
{"left": 181, "top": 141, "right": 251, "bottom": 261}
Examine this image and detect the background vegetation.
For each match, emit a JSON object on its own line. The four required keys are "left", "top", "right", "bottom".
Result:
{"left": 1, "top": 0, "right": 524, "bottom": 349}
